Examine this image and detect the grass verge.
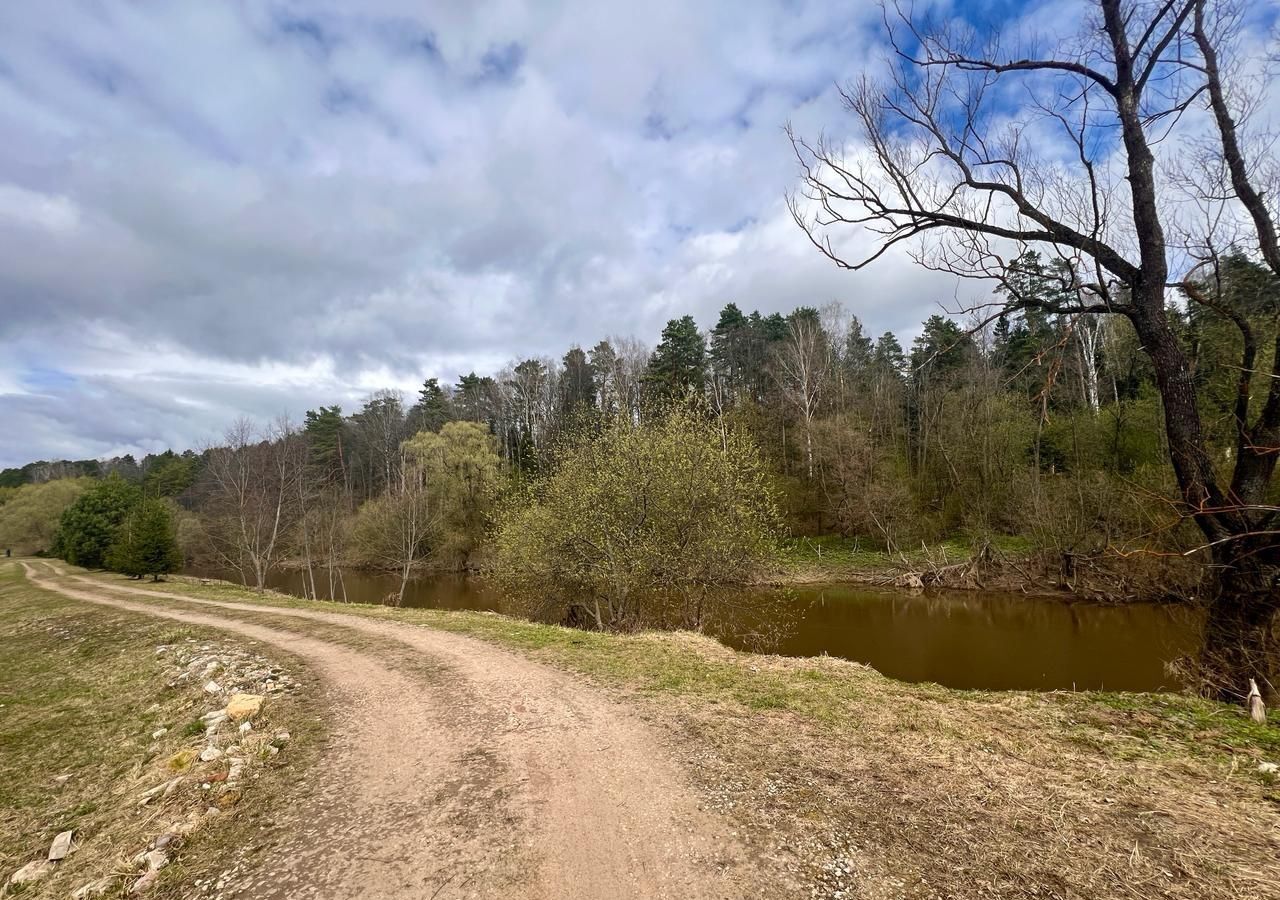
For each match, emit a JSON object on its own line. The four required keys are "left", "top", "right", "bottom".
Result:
{"left": 0, "top": 562, "right": 321, "bottom": 899}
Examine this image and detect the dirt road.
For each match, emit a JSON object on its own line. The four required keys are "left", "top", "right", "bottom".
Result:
{"left": 21, "top": 562, "right": 756, "bottom": 900}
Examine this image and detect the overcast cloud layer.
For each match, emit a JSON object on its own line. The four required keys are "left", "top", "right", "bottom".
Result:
{"left": 0, "top": 0, "right": 979, "bottom": 467}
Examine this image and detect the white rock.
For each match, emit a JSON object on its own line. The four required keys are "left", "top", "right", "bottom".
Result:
{"left": 9, "top": 860, "right": 54, "bottom": 885}
{"left": 143, "top": 849, "right": 169, "bottom": 871}
{"left": 151, "top": 728, "right": 168, "bottom": 740}
{"left": 238, "top": 721, "right": 252, "bottom": 734}
{"left": 203, "top": 680, "right": 222, "bottom": 694}
{"left": 48, "top": 829, "right": 74, "bottom": 861}
{"left": 1258, "top": 761, "right": 1279, "bottom": 775}
{"left": 199, "top": 745, "right": 223, "bottom": 762}
{"left": 130, "top": 868, "right": 160, "bottom": 894}
{"left": 73, "top": 877, "right": 115, "bottom": 899}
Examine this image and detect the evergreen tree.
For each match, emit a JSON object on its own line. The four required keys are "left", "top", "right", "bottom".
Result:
{"left": 710, "top": 303, "right": 751, "bottom": 403}
{"left": 103, "top": 454, "right": 142, "bottom": 482}
{"left": 408, "top": 378, "right": 452, "bottom": 434}
{"left": 53, "top": 474, "right": 140, "bottom": 568}
{"left": 108, "top": 497, "right": 183, "bottom": 580}
{"left": 589, "top": 340, "right": 620, "bottom": 413}
{"left": 559, "top": 347, "right": 597, "bottom": 414}
{"left": 844, "top": 315, "right": 874, "bottom": 377}
{"left": 872, "top": 332, "right": 906, "bottom": 375}
{"left": 644, "top": 315, "right": 707, "bottom": 400}
{"left": 455, "top": 373, "right": 497, "bottom": 424}
{"left": 141, "top": 450, "right": 199, "bottom": 498}
{"left": 910, "top": 315, "right": 975, "bottom": 382}
{"left": 304, "top": 406, "right": 347, "bottom": 486}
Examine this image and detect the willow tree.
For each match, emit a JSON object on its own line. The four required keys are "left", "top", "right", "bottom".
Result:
{"left": 492, "top": 408, "right": 779, "bottom": 631}
{"left": 790, "top": 0, "right": 1280, "bottom": 700}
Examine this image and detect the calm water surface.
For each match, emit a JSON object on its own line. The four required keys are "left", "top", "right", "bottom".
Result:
{"left": 190, "top": 567, "right": 1203, "bottom": 693}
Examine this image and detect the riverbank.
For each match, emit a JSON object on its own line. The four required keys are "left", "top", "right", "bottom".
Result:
{"left": 12, "top": 560, "right": 1279, "bottom": 897}
{"left": 775, "top": 534, "right": 1200, "bottom": 602}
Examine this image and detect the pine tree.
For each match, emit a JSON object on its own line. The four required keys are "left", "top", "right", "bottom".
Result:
{"left": 844, "top": 315, "right": 874, "bottom": 377}
{"left": 589, "top": 340, "right": 620, "bottom": 413}
{"left": 559, "top": 347, "right": 597, "bottom": 416}
{"left": 108, "top": 498, "right": 182, "bottom": 581}
{"left": 644, "top": 315, "right": 707, "bottom": 401}
{"left": 872, "top": 332, "right": 906, "bottom": 375}
{"left": 304, "top": 406, "right": 347, "bottom": 486}
{"left": 910, "top": 315, "right": 975, "bottom": 382}
{"left": 710, "top": 303, "right": 751, "bottom": 403}
{"left": 53, "top": 474, "right": 140, "bottom": 568}
{"left": 455, "top": 373, "right": 496, "bottom": 424}
{"left": 408, "top": 378, "right": 452, "bottom": 433}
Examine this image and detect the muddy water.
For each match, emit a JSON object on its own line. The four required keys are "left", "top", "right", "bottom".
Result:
{"left": 188, "top": 567, "right": 1203, "bottom": 693}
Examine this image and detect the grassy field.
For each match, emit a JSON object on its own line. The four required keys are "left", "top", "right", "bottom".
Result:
{"left": 8, "top": 561, "right": 1280, "bottom": 897}
{"left": 0, "top": 563, "right": 322, "bottom": 899}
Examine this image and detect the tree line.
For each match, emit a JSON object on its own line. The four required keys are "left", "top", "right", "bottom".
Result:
{"left": 6, "top": 253, "right": 1248, "bottom": 603}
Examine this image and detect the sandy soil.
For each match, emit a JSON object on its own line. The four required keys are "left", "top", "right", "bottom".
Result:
{"left": 22, "top": 562, "right": 760, "bottom": 900}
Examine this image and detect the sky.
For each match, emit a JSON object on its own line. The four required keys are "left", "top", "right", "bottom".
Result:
{"left": 0, "top": 0, "right": 1093, "bottom": 466}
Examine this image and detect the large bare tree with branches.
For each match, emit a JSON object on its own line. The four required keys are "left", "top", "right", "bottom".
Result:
{"left": 791, "top": 0, "right": 1280, "bottom": 701}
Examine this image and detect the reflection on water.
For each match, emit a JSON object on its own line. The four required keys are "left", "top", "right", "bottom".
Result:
{"left": 188, "top": 567, "right": 1203, "bottom": 693}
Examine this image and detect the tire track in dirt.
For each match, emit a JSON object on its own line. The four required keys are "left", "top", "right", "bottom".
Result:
{"left": 23, "top": 562, "right": 756, "bottom": 899}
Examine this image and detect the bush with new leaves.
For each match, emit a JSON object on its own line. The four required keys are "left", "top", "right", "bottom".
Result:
{"left": 492, "top": 407, "right": 780, "bottom": 630}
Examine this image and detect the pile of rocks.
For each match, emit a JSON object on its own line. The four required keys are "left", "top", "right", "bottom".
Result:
{"left": 107, "top": 687, "right": 290, "bottom": 896}
{"left": 7, "top": 638, "right": 297, "bottom": 897}
{"left": 6, "top": 829, "right": 75, "bottom": 888}
{"left": 160, "top": 638, "right": 300, "bottom": 698}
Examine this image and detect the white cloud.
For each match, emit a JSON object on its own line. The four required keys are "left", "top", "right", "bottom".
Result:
{"left": 0, "top": 0, "right": 980, "bottom": 466}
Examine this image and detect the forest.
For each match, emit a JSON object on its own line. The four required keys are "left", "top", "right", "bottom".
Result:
{"left": 3, "top": 249, "right": 1271, "bottom": 610}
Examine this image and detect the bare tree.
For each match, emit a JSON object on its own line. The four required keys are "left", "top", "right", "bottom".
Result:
{"left": 1070, "top": 314, "right": 1105, "bottom": 415}
{"left": 773, "top": 311, "right": 833, "bottom": 477}
{"left": 617, "top": 336, "right": 652, "bottom": 422}
{"left": 352, "top": 446, "right": 437, "bottom": 603}
{"left": 790, "top": 0, "right": 1280, "bottom": 700}
{"left": 201, "top": 418, "right": 302, "bottom": 590}
{"left": 350, "top": 390, "right": 406, "bottom": 496}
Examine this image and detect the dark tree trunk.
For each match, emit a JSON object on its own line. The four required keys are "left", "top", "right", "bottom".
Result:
{"left": 1202, "top": 542, "right": 1280, "bottom": 703}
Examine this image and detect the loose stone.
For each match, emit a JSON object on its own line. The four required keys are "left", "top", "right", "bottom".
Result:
{"left": 9, "top": 860, "right": 55, "bottom": 885}
{"left": 72, "top": 876, "right": 115, "bottom": 899}
{"left": 48, "top": 829, "right": 74, "bottom": 860}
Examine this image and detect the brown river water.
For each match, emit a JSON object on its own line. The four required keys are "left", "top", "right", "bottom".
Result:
{"left": 188, "top": 567, "right": 1204, "bottom": 693}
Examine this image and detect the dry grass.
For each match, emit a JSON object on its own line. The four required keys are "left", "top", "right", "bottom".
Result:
{"left": 0, "top": 563, "right": 322, "bottom": 899}
{"left": 27, "top": 564, "right": 1280, "bottom": 898}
